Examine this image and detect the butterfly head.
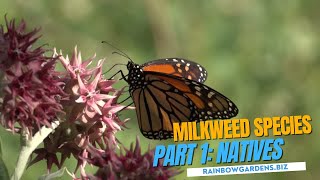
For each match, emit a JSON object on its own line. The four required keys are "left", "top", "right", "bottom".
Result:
{"left": 126, "top": 61, "right": 142, "bottom": 72}
{"left": 126, "top": 61, "right": 144, "bottom": 88}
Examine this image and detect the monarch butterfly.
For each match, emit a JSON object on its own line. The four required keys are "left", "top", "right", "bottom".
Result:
{"left": 113, "top": 57, "right": 239, "bottom": 140}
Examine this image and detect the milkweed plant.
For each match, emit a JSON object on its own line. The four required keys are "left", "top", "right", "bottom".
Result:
{"left": 0, "top": 16, "right": 181, "bottom": 180}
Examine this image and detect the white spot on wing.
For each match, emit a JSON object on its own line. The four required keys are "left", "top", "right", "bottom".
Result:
{"left": 196, "top": 91, "right": 201, "bottom": 96}
{"left": 208, "top": 92, "right": 215, "bottom": 98}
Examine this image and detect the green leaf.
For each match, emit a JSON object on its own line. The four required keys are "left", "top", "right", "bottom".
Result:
{"left": 0, "top": 138, "right": 9, "bottom": 180}
{"left": 38, "top": 167, "right": 67, "bottom": 180}
{"left": 0, "top": 158, "right": 9, "bottom": 180}
{"left": 0, "top": 137, "right": 3, "bottom": 157}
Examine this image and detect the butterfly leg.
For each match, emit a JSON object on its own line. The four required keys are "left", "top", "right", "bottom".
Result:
{"left": 117, "top": 102, "right": 134, "bottom": 113}
{"left": 119, "top": 74, "right": 128, "bottom": 81}
{"left": 118, "top": 96, "right": 131, "bottom": 104}
{"left": 107, "top": 70, "right": 128, "bottom": 82}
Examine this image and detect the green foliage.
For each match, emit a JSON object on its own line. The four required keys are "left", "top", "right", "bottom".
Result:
{"left": 0, "top": 138, "right": 10, "bottom": 180}
{"left": 38, "top": 167, "right": 67, "bottom": 180}
{"left": 0, "top": 157, "right": 10, "bottom": 180}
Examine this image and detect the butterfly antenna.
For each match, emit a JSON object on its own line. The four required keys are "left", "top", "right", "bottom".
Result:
{"left": 112, "top": 51, "right": 131, "bottom": 61}
{"left": 101, "top": 41, "right": 134, "bottom": 62}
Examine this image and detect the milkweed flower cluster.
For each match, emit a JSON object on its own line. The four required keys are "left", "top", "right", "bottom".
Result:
{"left": 91, "top": 137, "right": 182, "bottom": 180}
{"left": 28, "top": 46, "right": 131, "bottom": 175}
{"left": 0, "top": 17, "right": 66, "bottom": 134}
{"left": 0, "top": 16, "right": 181, "bottom": 180}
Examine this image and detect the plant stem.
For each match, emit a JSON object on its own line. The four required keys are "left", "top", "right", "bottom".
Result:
{"left": 10, "top": 120, "right": 60, "bottom": 180}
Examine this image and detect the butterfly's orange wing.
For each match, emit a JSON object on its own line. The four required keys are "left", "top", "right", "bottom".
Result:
{"left": 142, "top": 58, "right": 207, "bottom": 83}
{"left": 130, "top": 72, "right": 238, "bottom": 140}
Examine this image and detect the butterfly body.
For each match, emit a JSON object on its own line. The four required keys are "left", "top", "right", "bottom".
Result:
{"left": 126, "top": 62, "right": 145, "bottom": 91}
{"left": 123, "top": 58, "right": 238, "bottom": 140}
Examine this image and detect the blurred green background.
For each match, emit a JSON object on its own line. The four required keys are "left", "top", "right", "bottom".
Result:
{"left": 0, "top": 0, "right": 319, "bottom": 179}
